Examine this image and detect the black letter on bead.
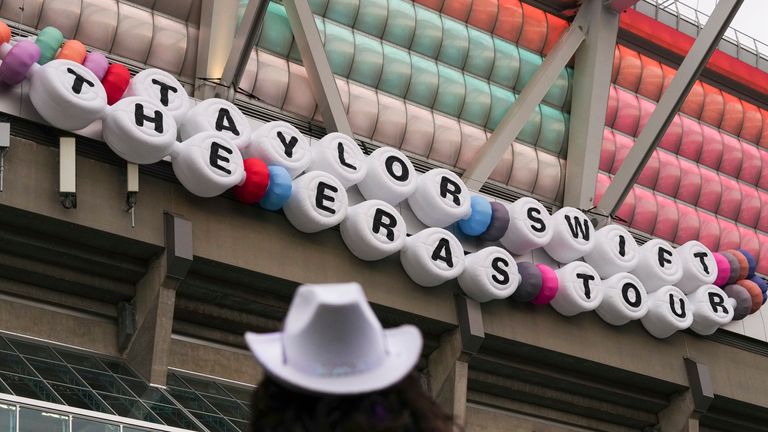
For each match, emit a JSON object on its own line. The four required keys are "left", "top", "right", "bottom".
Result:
{"left": 66, "top": 67, "right": 95, "bottom": 95}
{"left": 669, "top": 293, "right": 687, "bottom": 319}
{"left": 315, "top": 182, "right": 338, "bottom": 215}
{"left": 565, "top": 215, "right": 591, "bottom": 241}
{"left": 277, "top": 132, "right": 298, "bottom": 158}
{"left": 527, "top": 207, "right": 546, "bottom": 233}
{"left": 337, "top": 142, "right": 357, "bottom": 170}
{"left": 658, "top": 247, "right": 673, "bottom": 268}
{"left": 372, "top": 208, "right": 397, "bottom": 241}
{"left": 209, "top": 142, "right": 233, "bottom": 175}
{"left": 431, "top": 238, "right": 454, "bottom": 268}
{"left": 439, "top": 176, "right": 462, "bottom": 206}
{"left": 708, "top": 291, "right": 728, "bottom": 314}
{"left": 385, "top": 155, "right": 409, "bottom": 182}
{"left": 621, "top": 282, "right": 642, "bottom": 308}
{"left": 576, "top": 273, "right": 595, "bottom": 300}
{"left": 150, "top": 78, "right": 178, "bottom": 107}
{"left": 215, "top": 108, "right": 240, "bottom": 136}
{"left": 134, "top": 103, "right": 164, "bottom": 133}
{"left": 694, "top": 252, "right": 710, "bottom": 274}
{"left": 491, "top": 257, "right": 510, "bottom": 285}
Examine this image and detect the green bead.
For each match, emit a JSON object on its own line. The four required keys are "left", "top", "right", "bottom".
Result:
{"left": 35, "top": 27, "right": 64, "bottom": 65}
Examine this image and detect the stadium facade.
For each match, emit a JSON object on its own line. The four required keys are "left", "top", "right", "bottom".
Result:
{"left": 0, "top": 0, "right": 767, "bottom": 431}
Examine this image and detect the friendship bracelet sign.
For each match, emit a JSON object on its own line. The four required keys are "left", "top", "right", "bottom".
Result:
{"left": 4, "top": 24, "right": 766, "bottom": 339}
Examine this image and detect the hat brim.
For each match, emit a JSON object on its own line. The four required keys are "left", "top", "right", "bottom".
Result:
{"left": 245, "top": 325, "right": 422, "bottom": 396}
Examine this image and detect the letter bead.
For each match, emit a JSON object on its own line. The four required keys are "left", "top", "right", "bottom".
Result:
{"left": 29, "top": 59, "right": 107, "bottom": 130}
{"left": 400, "top": 228, "right": 465, "bottom": 287}
{"left": 246, "top": 121, "right": 311, "bottom": 179}
{"left": 340, "top": 200, "right": 406, "bottom": 261}
{"left": 171, "top": 133, "right": 245, "bottom": 198}
{"left": 283, "top": 171, "right": 348, "bottom": 233}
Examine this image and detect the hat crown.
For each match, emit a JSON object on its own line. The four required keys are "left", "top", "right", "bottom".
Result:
{"left": 283, "top": 283, "right": 387, "bottom": 377}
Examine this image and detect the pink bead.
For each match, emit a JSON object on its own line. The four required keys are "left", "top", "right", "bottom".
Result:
{"left": 83, "top": 51, "right": 109, "bottom": 81}
{"left": 0, "top": 40, "right": 40, "bottom": 86}
{"left": 532, "top": 264, "right": 559, "bottom": 305}
{"left": 713, "top": 252, "right": 731, "bottom": 287}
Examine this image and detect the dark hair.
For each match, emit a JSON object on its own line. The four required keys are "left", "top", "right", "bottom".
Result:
{"left": 249, "top": 373, "right": 456, "bottom": 432}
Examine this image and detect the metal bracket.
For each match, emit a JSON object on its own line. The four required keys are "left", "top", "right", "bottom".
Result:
{"left": 59, "top": 136, "right": 77, "bottom": 209}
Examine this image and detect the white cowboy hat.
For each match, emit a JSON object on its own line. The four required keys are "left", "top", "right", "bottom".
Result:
{"left": 245, "top": 282, "right": 423, "bottom": 395}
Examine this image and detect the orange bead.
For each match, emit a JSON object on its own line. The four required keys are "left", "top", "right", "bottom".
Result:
{"left": 56, "top": 40, "right": 87, "bottom": 64}
{"left": 0, "top": 21, "right": 10, "bottom": 46}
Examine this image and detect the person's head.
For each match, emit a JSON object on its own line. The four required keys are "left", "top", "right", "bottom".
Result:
{"left": 244, "top": 283, "right": 454, "bottom": 431}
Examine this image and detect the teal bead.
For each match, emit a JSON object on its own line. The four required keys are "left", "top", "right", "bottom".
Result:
{"left": 35, "top": 27, "right": 64, "bottom": 65}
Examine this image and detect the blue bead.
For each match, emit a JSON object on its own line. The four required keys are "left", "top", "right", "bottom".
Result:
{"left": 458, "top": 195, "right": 492, "bottom": 237}
{"left": 259, "top": 165, "right": 293, "bottom": 211}
{"left": 739, "top": 249, "right": 757, "bottom": 278}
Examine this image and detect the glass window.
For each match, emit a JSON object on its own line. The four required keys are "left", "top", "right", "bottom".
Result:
{"left": 97, "top": 360, "right": 139, "bottom": 379}
{"left": 0, "top": 337, "right": 13, "bottom": 353}
{"left": 26, "top": 358, "right": 86, "bottom": 387}
{"left": 73, "top": 368, "right": 132, "bottom": 397}
{"left": 189, "top": 411, "right": 240, "bottom": 432}
{"left": 180, "top": 376, "right": 231, "bottom": 398}
{"left": 0, "top": 373, "right": 62, "bottom": 404}
{"left": 123, "top": 427, "right": 152, "bottom": 432}
{"left": 218, "top": 384, "right": 252, "bottom": 404}
{"left": 96, "top": 393, "right": 159, "bottom": 424}
{"left": 72, "top": 417, "right": 119, "bottom": 432}
{"left": 145, "top": 403, "right": 203, "bottom": 431}
{"left": 0, "top": 403, "right": 17, "bottom": 432}
{"left": 55, "top": 351, "right": 109, "bottom": 373}
{"left": 202, "top": 395, "right": 248, "bottom": 421}
{"left": 229, "top": 419, "right": 248, "bottom": 432}
{"left": 166, "top": 388, "right": 216, "bottom": 414}
{"left": 47, "top": 383, "right": 113, "bottom": 414}
{"left": 9, "top": 341, "right": 61, "bottom": 362}
{"left": 165, "top": 374, "right": 190, "bottom": 390}
{"left": 18, "top": 407, "right": 69, "bottom": 432}
{"left": 0, "top": 352, "right": 36, "bottom": 377}
{"left": 118, "top": 378, "right": 174, "bottom": 406}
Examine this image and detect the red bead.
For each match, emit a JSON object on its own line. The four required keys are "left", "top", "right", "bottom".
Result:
{"left": 102, "top": 63, "right": 130, "bottom": 105}
{"left": 233, "top": 158, "right": 270, "bottom": 204}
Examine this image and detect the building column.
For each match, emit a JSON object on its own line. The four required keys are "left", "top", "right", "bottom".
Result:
{"left": 655, "top": 358, "right": 713, "bottom": 432}
{"left": 120, "top": 213, "right": 193, "bottom": 386}
{"left": 428, "top": 295, "right": 485, "bottom": 426}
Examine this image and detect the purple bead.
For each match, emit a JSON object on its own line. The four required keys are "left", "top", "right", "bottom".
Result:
{"left": 83, "top": 51, "right": 109, "bottom": 81}
{"left": 0, "top": 41, "right": 40, "bottom": 86}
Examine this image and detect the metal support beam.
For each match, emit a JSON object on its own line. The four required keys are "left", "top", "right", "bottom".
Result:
{"left": 563, "top": 0, "right": 620, "bottom": 209}
{"left": 462, "top": 10, "right": 588, "bottom": 190}
{"left": 283, "top": 0, "right": 354, "bottom": 136}
{"left": 196, "top": 0, "right": 240, "bottom": 98}
{"left": 121, "top": 212, "right": 192, "bottom": 386}
{"left": 217, "top": 0, "right": 269, "bottom": 99}
{"left": 597, "top": 0, "right": 743, "bottom": 217}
